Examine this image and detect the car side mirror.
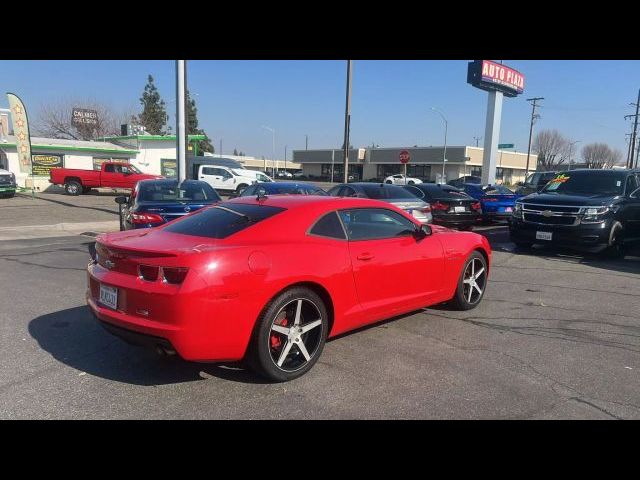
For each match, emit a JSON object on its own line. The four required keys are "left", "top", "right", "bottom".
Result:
{"left": 630, "top": 187, "right": 640, "bottom": 199}
{"left": 413, "top": 224, "right": 432, "bottom": 240}
{"left": 115, "top": 196, "right": 129, "bottom": 205}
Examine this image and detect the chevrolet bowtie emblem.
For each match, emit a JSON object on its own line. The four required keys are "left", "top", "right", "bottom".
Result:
{"left": 542, "top": 210, "right": 553, "bottom": 217}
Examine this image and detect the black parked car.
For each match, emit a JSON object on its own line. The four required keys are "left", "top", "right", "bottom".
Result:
{"left": 239, "top": 182, "right": 327, "bottom": 197}
{"left": 515, "top": 171, "right": 558, "bottom": 196}
{"left": 509, "top": 169, "right": 640, "bottom": 256}
{"left": 402, "top": 183, "right": 482, "bottom": 230}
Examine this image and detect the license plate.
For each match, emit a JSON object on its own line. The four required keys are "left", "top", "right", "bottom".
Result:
{"left": 454, "top": 206, "right": 466, "bottom": 213}
{"left": 536, "top": 231, "right": 553, "bottom": 241}
{"left": 99, "top": 284, "right": 118, "bottom": 310}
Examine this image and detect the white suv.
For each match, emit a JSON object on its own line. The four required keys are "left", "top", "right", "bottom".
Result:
{"left": 384, "top": 174, "right": 423, "bottom": 185}
{"left": 197, "top": 165, "right": 273, "bottom": 194}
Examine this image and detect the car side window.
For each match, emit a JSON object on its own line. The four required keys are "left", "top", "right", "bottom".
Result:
{"left": 339, "top": 208, "right": 416, "bottom": 241}
{"left": 625, "top": 175, "right": 638, "bottom": 195}
{"left": 341, "top": 186, "right": 358, "bottom": 197}
{"left": 104, "top": 164, "right": 115, "bottom": 173}
{"left": 405, "top": 185, "right": 425, "bottom": 199}
{"left": 202, "top": 167, "right": 215, "bottom": 175}
{"left": 309, "top": 211, "right": 346, "bottom": 240}
{"left": 242, "top": 185, "right": 256, "bottom": 196}
{"left": 327, "top": 186, "right": 341, "bottom": 196}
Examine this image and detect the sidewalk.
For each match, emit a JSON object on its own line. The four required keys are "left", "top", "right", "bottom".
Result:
{"left": 0, "top": 220, "right": 120, "bottom": 241}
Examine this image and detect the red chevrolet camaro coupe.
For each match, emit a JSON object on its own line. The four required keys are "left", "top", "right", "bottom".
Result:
{"left": 87, "top": 195, "right": 491, "bottom": 381}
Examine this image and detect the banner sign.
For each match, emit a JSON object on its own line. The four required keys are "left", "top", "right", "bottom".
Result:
{"left": 31, "top": 154, "right": 64, "bottom": 177}
{"left": 72, "top": 108, "right": 99, "bottom": 127}
{"left": 467, "top": 60, "right": 525, "bottom": 98}
{"left": 161, "top": 158, "right": 177, "bottom": 178}
{"left": 6, "top": 93, "right": 32, "bottom": 174}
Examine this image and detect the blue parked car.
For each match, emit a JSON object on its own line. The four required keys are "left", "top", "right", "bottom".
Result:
{"left": 459, "top": 184, "right": 521, "bottom": 222}
{"left": 115, "top": 179, "right": 222, "bottom": 230}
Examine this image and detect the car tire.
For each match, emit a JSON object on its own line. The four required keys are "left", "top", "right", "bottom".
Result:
{"left": 385, "top": 180, "right": 392, "bottom": 184}
{"left": 604, "top": 221, "right": 626, "bottom": 259}
{"left": 236, "top": 184, "right": 248, "bottom": 195}
{"left": 247, "top": 287, "right": 329, "bottom": 382}
{"left": 65, "top": 180, "right": 82, "bottom": 196}
{"left": 450, "top": 251, "right": 488, "bottom": 311}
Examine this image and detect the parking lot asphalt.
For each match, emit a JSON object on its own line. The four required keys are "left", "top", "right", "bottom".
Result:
{"left": 0, "top": 217, "right": 639, "bottom": 419}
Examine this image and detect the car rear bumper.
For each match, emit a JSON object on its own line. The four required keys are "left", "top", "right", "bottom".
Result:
{"left": 432, "top": 213, "right": 482, "bottom": 228}
{"left": 509, "top": 218, "right": 612, "bottom": 249}
{"left": 86, "top": 262, "right": 252, "bottom": 362}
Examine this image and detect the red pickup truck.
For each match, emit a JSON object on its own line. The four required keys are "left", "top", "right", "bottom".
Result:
{"left": 49, "top": 162, "right": 161, "bottom": 195}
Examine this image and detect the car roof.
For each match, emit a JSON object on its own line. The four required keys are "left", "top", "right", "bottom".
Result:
{"left": 137, "top": 178, "right": 209, "bottom": 186}
{"left": 225, "top": 193, "right": 396, "bottom": 211}
{"left": 256, "top": 182, "right": 318, "bottom": 188}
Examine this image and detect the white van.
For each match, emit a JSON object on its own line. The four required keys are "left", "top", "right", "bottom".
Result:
{"left": 197, "top": 165, "right": 273, "bottom": 194}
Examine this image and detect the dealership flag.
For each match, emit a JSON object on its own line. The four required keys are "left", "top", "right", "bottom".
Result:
{"left": 6, "top": 93, "right": 32, "bottom": 174}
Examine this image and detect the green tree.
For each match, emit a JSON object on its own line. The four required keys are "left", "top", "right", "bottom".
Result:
{"left": 186, "top": 90, "right": 214, "bottom": 153}
{"left": 138, "top": 75, "right": 167, "bottom": 135}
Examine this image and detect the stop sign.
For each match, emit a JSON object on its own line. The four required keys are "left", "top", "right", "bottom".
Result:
{"left": 399, "top": 150, "right": 410, "bottom": 164}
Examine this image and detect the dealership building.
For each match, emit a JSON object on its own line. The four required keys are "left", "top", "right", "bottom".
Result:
{"left": 0, "top": 134, "right": 300, "bottom": 191}
{"left": 292, "top": 146, "right": 538, "bottom": 185}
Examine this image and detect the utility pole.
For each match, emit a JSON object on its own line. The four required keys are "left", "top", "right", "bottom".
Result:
{"left": 525, "top": 97, "right": 544, "bottom": 177}
{"left": 473, "top": 136, "right": 482, "bottom": 147}
{"left": 342, "top": 60, "right": 353, "bottom": 184}
{"left": 305, "top": 135, "right": 308, "bottom": 150}
{"left": 284, "top": 145, "right": 287, "bottom": 174}
{"left": 625, "top": 133, "right": 633, "bottom": 168}
{"left": 625, "top": 90, "right": 639, "bottom": 169}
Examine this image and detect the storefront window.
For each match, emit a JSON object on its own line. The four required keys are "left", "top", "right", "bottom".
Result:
{"left": 320, "top": 163, "right": 362, "bottom": 181}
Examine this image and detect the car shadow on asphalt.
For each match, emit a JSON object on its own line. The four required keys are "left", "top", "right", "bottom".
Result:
{"left": 502, "top": 244, "right": 640, "bottom": 275}
{"left": 18, "top": 192, "right": 119, "bottom": 216}
{"left": 28, "top": 305, "right": 272, "bottom": 386}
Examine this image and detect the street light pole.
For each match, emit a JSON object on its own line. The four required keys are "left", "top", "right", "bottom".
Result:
{"left": 342, "top": 60, "right": 353, "bottom": 184}
{"left": 261, "top": 125, "right": 275, "bottom": 176}
{"left": 431, "top": 107, "right": 448, "bottom": 184}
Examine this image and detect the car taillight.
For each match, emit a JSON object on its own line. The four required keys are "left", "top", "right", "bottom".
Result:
{"left": 138, "top": 264, "right": 159, "bottom": 282}
{"left": 471, "top": 202, "right": 481, "bottom": 211}
{"left": 161, "top": 267, "right": 189, "bottom": 284}
{"left": 483, "top": 197, "right": 499, "bottom": 202}
{"left": 131, "top": 212, "right": 164, "bottom": 225}
{"left": 431, "top": 201, "right": 449, "bottom": 211}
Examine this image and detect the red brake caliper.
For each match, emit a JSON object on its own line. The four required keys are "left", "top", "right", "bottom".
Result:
{"left": 270, "top": 313, "right": 288, "bottom": 350}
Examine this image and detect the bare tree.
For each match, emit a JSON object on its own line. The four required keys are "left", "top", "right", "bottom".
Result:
{"left": 533, "top": 129, "right": 570, "bottom": 171}
{"left": 33, "top": 98, "right": 135, "bottom": 141}
{"left": 581, "top": 143, "right": 621, "bottom": 169}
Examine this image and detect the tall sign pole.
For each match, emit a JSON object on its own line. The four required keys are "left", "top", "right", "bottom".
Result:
{"left": 467, "top": 60, "right": 525, "bottom": 184}
{"left": 342, "top": 60, "right": 353, "bottom": 184}
{"left": 176, "top": 60, "right": 187, "bottom": 183}
{"left": 525, "top": 97, "right": 544, "bottom": 176}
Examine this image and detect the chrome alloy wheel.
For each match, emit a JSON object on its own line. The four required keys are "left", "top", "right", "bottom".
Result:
{"left": 268, "top": 298, "right": 324, "bottom": 372}
{"left": 462, "top": 257, "right": 486, "bottom": 305}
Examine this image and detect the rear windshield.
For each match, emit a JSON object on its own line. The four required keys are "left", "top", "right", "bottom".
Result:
{"left": 360, "top": 184, "right": 419, "bottom": 200}
{"left": 138, "top": 181, "right": 221, "bottom": 203}
{"left": 260, "top": 184, "right": 327, "bottom": 195}
{"left": 482, "top": 185, "right": 514, "bottom": 195}
{"left": 541, "top": 171, "right": 625, "bottom": 196}
{"left": 163, "top": 203, "right": 286, "bottom": 238}
{"left": 422, "top": 184, "right": 471, "bottom": 199}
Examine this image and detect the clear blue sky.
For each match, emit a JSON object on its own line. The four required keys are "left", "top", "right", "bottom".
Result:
{"left": 1, "top": 60, "right": 639, "bottom": 160}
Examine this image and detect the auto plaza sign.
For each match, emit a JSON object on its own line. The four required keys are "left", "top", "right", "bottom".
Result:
{"left": 467, "top": 60, "right": 525, "bottom": 97}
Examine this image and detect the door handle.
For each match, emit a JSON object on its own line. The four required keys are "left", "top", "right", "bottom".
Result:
{"left": 357, "top": 253, "right": 374, "bottom": 261}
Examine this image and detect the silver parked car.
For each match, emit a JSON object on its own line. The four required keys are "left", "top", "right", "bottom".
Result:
{"left": 327, "top": 182, "right": 432, "bottom": 224}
